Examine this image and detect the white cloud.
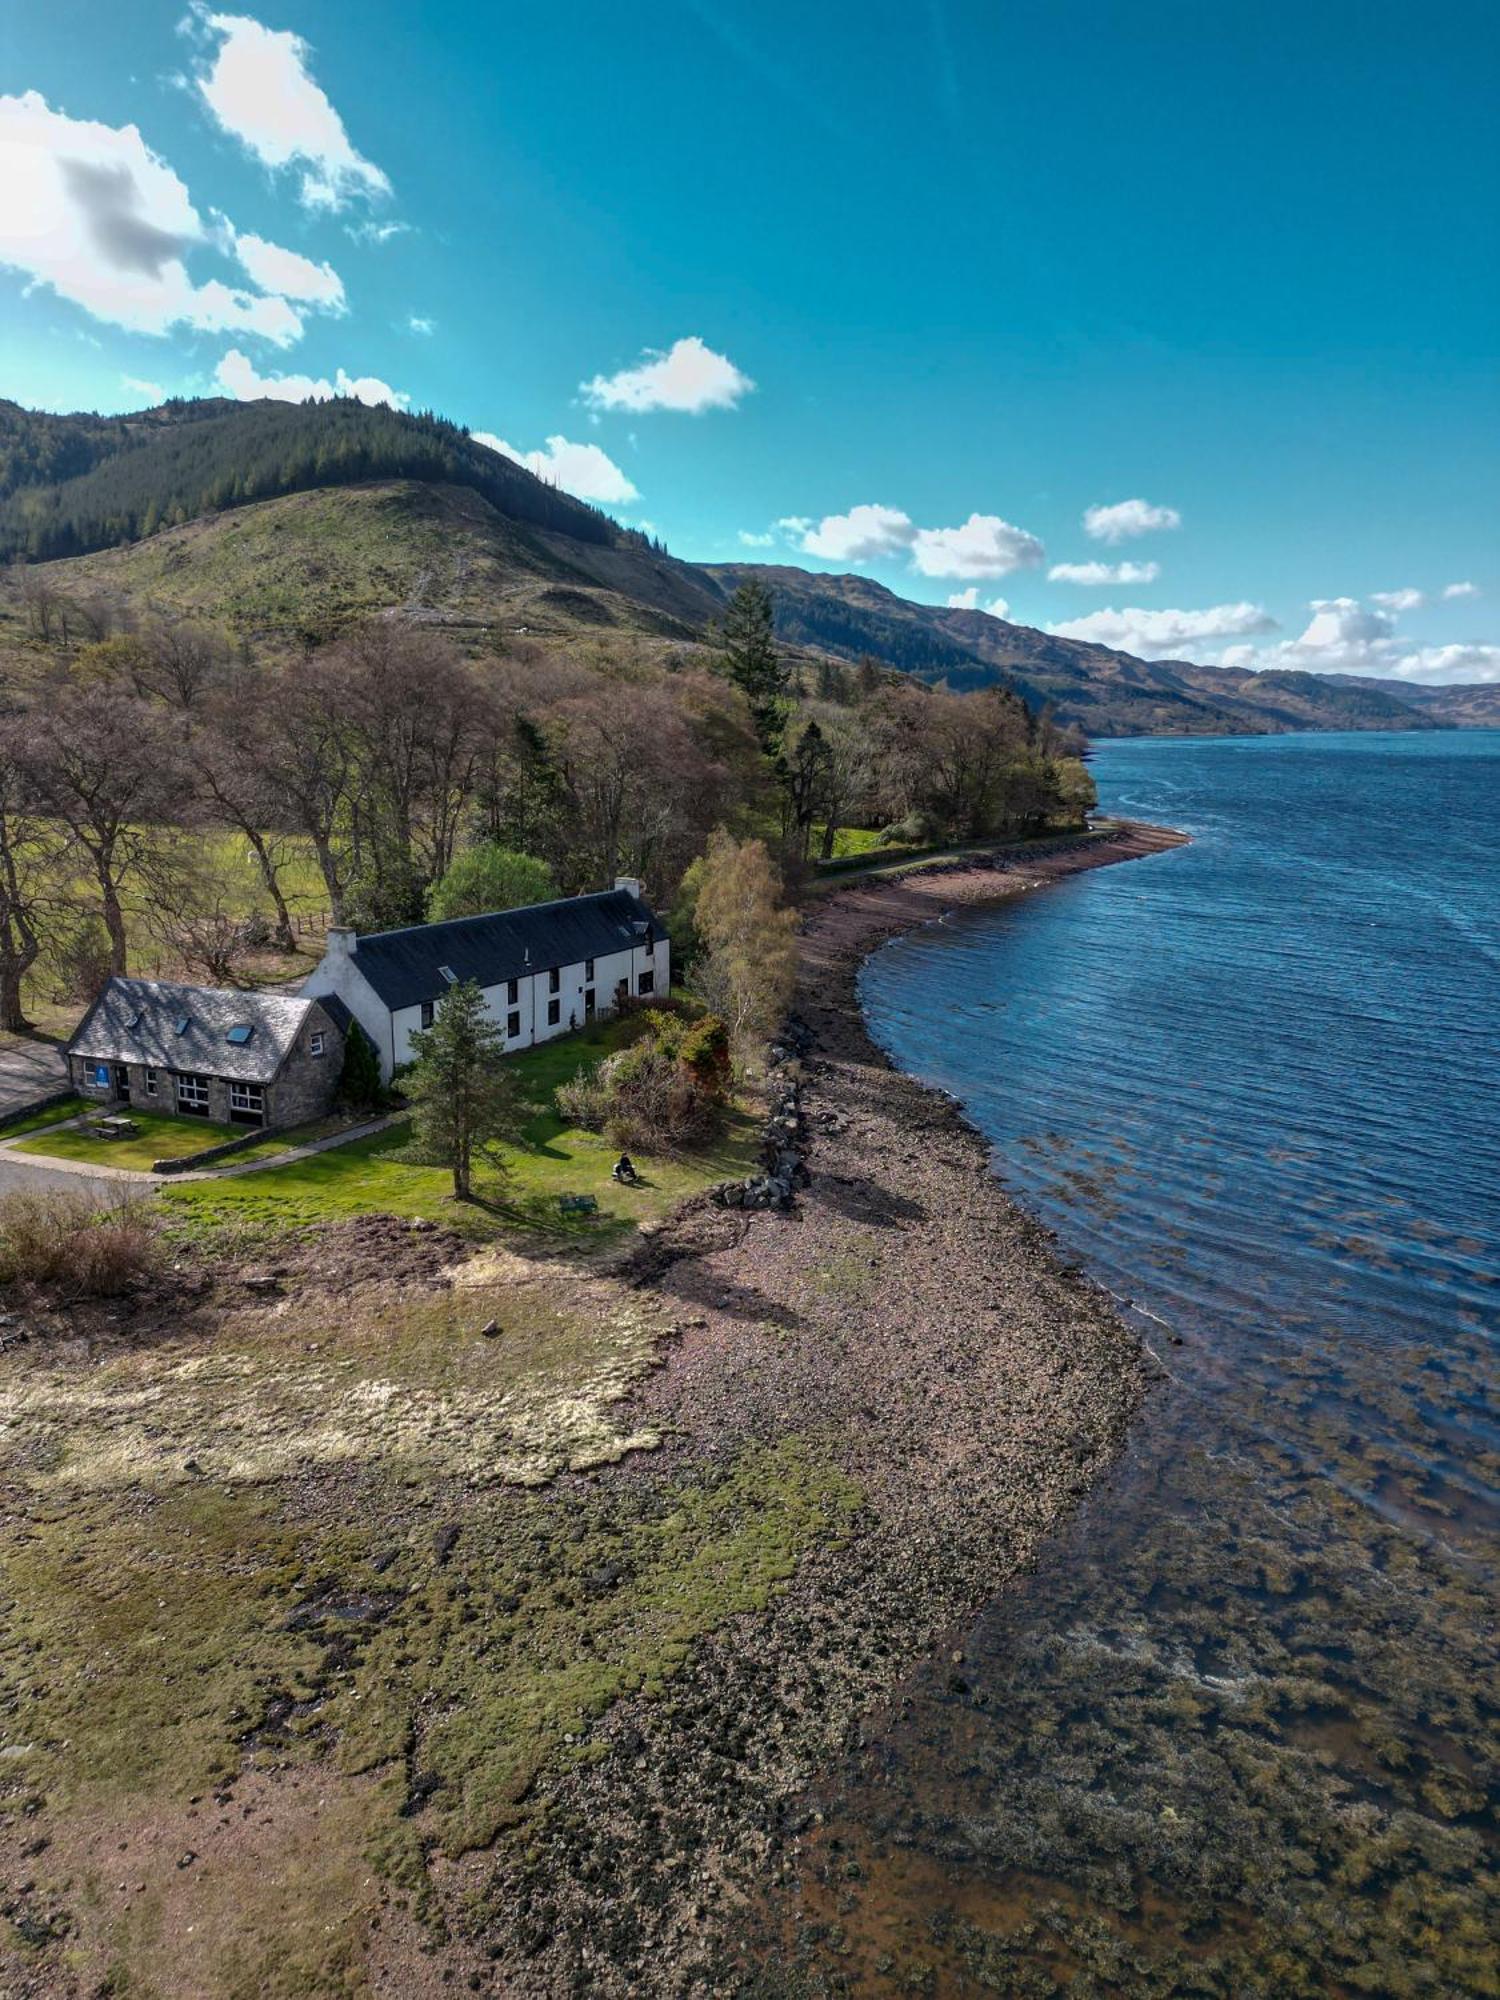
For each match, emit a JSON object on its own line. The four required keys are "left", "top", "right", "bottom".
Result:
{"left": 191, "top": 10, "right": 391, "bottom": 210}
{"left": 582, "top": 335, "right": 753, "bottom": 414}
{"left": 230, "top": 229, "right": 344, "bottom": 306}
{"left": 1370, "top": 587, "right": 1425, "bottom": 614}
{"left": 800, "top": 504, "right": 915, "bottom": 563}
{"left": 121, "top": 374, "right": 164, "bottom": 402}
{"left": 216, "top": 346, "right": 408, "bottom": 408}
{"left": 1083, "top": 498, "right": 1182, "bottom": 545}
{"left": 946, "top": 588, "right": 1010, "bottom": 617}
{"left": 472, "top": 432, "right": 638, "bottom": 505}
{"left": 1443, "top": 580, "right": 1480, "bottom": 600}
{"left": 1386, "top": 644, "right": 1500, "bottom": 684}
{"left": 1296, "top": 596, "right": 1395, "bottom": 653}
{"left": 792, "top": 502, "right": 1044, "bottom": 578}
{"left": 776, "top": 516, "right": 812, "bottom": 538}
{"left": 911, "top": 513, "right": 1045, "bottom": 580}
{"left": 1048, "top": 558, "right": 1160, "bottom": 586}
{"left": 0, "top": 90, "right": 302, "bottom": 344}
{"left": 406, "top": 314, "right": 434, "bottom": 335}
{"left": 1050, "top": 602, "right": 1277, "bottom": 659}
{"left": 738, "top": 530, "right": 776, "bottom": 547}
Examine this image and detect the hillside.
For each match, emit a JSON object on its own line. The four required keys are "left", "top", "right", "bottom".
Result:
{"left": 0, "top": 396, "right": 1485, "bottom": 737}
{"left": 705, "top": 564, "right": 1444, "bottom": 736}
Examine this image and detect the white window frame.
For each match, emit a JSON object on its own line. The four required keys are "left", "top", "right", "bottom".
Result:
{"left": 309, "top": 1031, "right": 325, "bottom": 1058}
{"left": 144, "top": 1067, "right": 158, "bottom": 1096}
{"left": 228, "top": 1081, "right": 264, "bottom": 1118}
{"left": 175, "top": 1072, "right": 210, "bottom": 1113}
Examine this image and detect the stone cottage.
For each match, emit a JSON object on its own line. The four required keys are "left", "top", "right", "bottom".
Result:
{"left": 65, "top": 977, "right": 347, "bottom": 1130}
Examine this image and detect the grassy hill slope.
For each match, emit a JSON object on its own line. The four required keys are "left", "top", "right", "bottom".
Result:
{"left": 0, "top": 396, "right": 1480, "bottom": 736}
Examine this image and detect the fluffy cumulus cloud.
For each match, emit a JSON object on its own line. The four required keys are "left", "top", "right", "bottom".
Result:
{"left": 1370, "top": 587, "right": 1425, "bottom": 613}
{"left": 472, "top": 432, "right": 638, "bottom": 505}
{"left": 1083, "top": 498, "right": 1182, "bottom": 545}
{"left": 190, "top": 10, "right": 391, "bottom": 210}
{"left": 1048, "top": 558, "right": 1160, "bottom": 586}
{"left": 229, "top": 229, "right": 344, "bottom": 306}
{"left": 581, "top": 336, "right": 753, "bottom": 414}
{"left": 0, "top": 90, "right": 307, "bottom": 343}
{"left": 1443, "top": 580, "right": 1480, "bottom": 600}
{"left": 1050, "top": 602, "right": 1277, "bottom": 659}
{"left": 793, "top": 504, "right": 1043, "bottom": 578}
{"left": 1212, "top": 595, "right": 1500, "bottom": 684}
{"left": 216, "top": 346, "right": 408, "bottom": 407}
{"left": 1386, "top": 644, "right": 1500, "bottom": 684}
{"left": 800, "top": 503, "right": 915, "bottom": 563}
{"left": 946, "top": 588, "right": 1010, "bottom": 617}
{"left": 911, "top": 513, "right": 1045, "bottom": 580}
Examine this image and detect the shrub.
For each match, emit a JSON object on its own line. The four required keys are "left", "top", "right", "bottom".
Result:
{"left": 554, "top": 1011, "right": 731, "bottom": 1150}
{"left": 427, "top": 846, "right": 555, "bottom": 922}
{"left": 337, "top": 1020, "right": 385, "bottom": 1112}
{"left": 0, "top": 1188, "right": 160, "bottom": 1297}
{"left": 877, "top": 809, "right": 942, "bottom": 848}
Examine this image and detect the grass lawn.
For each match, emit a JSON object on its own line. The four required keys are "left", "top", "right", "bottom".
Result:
{"left": 165, "top": 1013, "right": 760, "bottom": 1239}
{"left": 0, "top": 1093, "right": 87, "bottom": 1138}
{"left": 14, "top": 1107, "right": 242, "bottom": 1171}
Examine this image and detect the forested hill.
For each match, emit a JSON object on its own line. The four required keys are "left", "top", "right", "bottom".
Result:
{"left": 0, "top": 398, "right": 640, "bottom": 561}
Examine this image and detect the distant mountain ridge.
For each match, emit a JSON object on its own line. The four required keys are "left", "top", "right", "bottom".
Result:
{"left": 0, "top": 396, "right": 1487, "bottom": 737}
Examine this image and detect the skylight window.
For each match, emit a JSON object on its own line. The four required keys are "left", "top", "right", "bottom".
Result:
{"left": 438, "top": 965, "right": 458, "bottom": 984}
{"left": 226, "top": 1024, "right": 254, "bottom": 1046}
{"left": 174, "top": 1014, "right": 191, "bottom": 1035}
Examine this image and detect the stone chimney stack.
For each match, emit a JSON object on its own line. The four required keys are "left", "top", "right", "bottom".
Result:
{"left": 324, "top": 926, "right": 357, "bottom": 962}
{"left": 614, "top": 875, "right": 645, "bottom": 901}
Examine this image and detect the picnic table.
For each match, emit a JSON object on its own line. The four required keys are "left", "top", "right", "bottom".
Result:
{"left": 90, "top": 1114, "right": 139, "bottom": 1140}
{"left": 557, "top": 1193, "right": 598, "bottom": 1216}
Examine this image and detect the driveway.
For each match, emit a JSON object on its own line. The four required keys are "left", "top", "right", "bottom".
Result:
{"left": 0, "top": 1154, "right": 134, "bottom": 1206}
{"left": 0, "top": 1038, "right": 69, "bottom": 1118}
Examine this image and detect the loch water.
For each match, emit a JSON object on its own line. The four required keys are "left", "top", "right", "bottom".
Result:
{"left": 786, "top": 732, "right": 1499, "bottom": 1995}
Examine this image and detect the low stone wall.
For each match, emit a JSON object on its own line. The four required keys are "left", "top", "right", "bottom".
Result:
{"left": 152, "top": 1125, "right": 285, "bottom": 1174}
{"left": 708, "top": 1016, "right": 816, "bottom": 1213}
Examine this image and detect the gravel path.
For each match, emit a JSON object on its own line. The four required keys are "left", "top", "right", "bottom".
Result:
{"left": 473, "top": 821, "right": 1190, "bottom": 1995}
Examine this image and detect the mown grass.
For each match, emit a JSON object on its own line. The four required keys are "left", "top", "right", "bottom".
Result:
{"left": 163, "top": 1012, "right": 759, "bottom": 1238}
{"left": 0, "top": 1093, "right": 86, "bottom": 1137}
{"left": 14, "top": 1106, "right": 241, "bottom": 1170}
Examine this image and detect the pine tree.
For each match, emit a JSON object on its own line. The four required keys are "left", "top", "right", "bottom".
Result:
{"left": 405, "top": 981, "right": 522, "bottom": 1200}
{"left": 716, "top": 581, "right": 787, "bottom": 750}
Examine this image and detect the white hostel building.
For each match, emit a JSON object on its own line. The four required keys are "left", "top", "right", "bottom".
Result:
{"left": 301, "top": 877, "right": 669, "bottom": 1082}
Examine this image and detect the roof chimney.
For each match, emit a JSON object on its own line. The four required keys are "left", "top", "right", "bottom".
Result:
{"left": 614, "top": 875, "right": 645, "bottom": 901}
{"left": 325, "top": 926, "right": 357, "bottom": 960}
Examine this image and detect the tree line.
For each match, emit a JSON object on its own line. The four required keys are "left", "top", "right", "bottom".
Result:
{"left": 0, "top": 398, "right": 643, "bottom": 562}
{"left": 0, "top": 576, "right": 1093, "bottom": 1033}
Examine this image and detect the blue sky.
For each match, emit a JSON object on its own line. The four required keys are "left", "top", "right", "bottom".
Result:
{"left": 2, "top": 0, "right": 1497, "bottom": 680}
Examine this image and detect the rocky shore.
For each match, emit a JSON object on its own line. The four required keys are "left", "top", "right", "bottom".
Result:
{"left": 477, "top": 820, "right": 1189, "bottom": 1993}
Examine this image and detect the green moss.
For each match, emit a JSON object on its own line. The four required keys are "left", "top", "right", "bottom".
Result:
{"left": 335, "top": 1436, "right": 861, "bottom": 1856}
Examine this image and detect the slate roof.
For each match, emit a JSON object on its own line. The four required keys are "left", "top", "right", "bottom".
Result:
{"left": 335, "top": 889, "right": 661, "bottom": 1012}
{"left": 67, "top": 978, "right": 330, "bottom": 1084}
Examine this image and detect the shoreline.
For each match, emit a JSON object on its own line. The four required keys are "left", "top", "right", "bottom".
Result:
{"left": 485, "top": 819, "right": 1190, "bottom": 1993}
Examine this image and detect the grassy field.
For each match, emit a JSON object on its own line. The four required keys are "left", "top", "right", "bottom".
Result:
{"left": 0, "top": 1094, "right": 87, "bottom": 1138}
{"left": 160, "top": 1012, "right": 758, "bottom": 1238}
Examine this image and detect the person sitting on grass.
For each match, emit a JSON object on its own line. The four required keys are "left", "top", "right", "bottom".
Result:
{"left": 611, "top": 1153, "right": 639, "bottom": 1184}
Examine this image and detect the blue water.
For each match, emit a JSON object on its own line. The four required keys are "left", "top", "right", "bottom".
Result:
{"left": 798, "top": 733, "right": 1499, "bottom": 1994}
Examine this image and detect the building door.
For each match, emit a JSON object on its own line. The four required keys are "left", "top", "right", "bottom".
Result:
{"left": 584, "top": 989, "right": 596, "bottom": 1021}
{"left": 112, "top": 1065, "right": 130, "bottom": 1099}
{"left": 614, "top": 978, "right": 629, "bottom": 1013}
